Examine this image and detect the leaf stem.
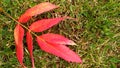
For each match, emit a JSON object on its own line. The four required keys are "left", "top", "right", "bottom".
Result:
{"left": 1, "top": 8, "right": 38, "bottom": 37}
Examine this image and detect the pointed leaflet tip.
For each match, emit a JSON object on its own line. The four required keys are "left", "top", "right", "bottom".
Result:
{"left": 26, "top": 32, "right": 35, "bottom": 68}
{"left": 36, "top": 36, "right": 82, "bottom": 63}
{"left": 14, "top": 24, "right": 26, "bottom": 67}
{"left": 39, "top": 33, "right": 77, "bottom": 45}
{"left": 29, "top": 17, "right": 64, "bottom": 32}
{"left": 67, "top": 40, "right": 77, "bottom": 45}
{"left": 18, "top": 2, "right": 58, "bottom": 23}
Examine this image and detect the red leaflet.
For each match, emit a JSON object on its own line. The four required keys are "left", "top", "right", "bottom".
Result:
{"left": 36, "top": 36, "right": 82, "bottom": 63}
{"left": 14, "top": 24, "right": 25, "bottom": 67}
{"left": 40, "top": 33, "right": 76, "bottom": 45}
{"left": 26, "top": 32, "right": 35, "bottom": 68}
{"left": 29, "top": 17, "right": 64, "bottom": 32}
{"left": 18, "top": 2, "right": 58, "bottom": 23}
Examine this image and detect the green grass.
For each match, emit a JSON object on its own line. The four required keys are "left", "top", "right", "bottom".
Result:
{"left": 0, "top": 0, "right": 120, "bottom": 68}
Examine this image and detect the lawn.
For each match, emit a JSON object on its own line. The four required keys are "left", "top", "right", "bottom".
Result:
{"left": 0, "top": 0, "right": 120, "bottom": 68}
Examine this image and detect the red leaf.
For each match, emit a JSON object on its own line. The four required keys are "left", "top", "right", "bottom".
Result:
{"left": 40, "top": 33, "right": 76, "bottom": 45}
{"left": 14, "top": 24, "right": 25, "bottom": 67}
{"left": 26, "top": 32, "right": 35, "bottom": 68}
{"left": 18, "top": 2, "right": 58, "bottom": 23}
{"left": 36, "top": 36, "right": 82, "bottom": 63}
{"left": 29, "top": 17, "right": 64, "bottom": 32}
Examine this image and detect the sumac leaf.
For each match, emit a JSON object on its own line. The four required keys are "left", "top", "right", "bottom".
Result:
{"left": 14, "top": 24, "right": 25, "bottom": 67}
{"left": 26, "top": 32, "right": 35, "bottom": 68}
{"left": 18, "top": 2, "right": 58, "bottom": 23}
{"left": 29, "top": 17, "right": 64, "bottom": 32}
{"left": 40, "top": 33, "right": 76, "bottom": 45}
{"left": 36, "top": 36, "right": 82, "bottom": 63}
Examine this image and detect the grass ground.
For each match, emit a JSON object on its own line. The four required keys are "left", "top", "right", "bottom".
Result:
{"left": 0, "top": 0, "right": 120, "bottom": 68}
